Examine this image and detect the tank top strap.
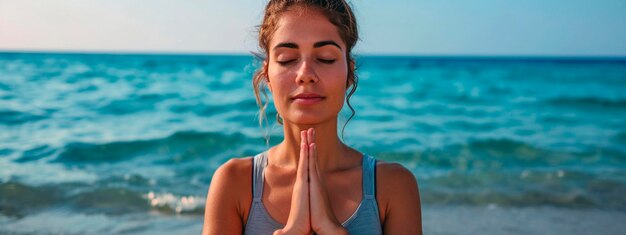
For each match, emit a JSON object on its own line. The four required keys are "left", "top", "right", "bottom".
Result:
{"left": 362, "top": 154, "right": 377, "bottom": 199}
{"left": 252, "top": 151, "right": 268, "bottom": 201}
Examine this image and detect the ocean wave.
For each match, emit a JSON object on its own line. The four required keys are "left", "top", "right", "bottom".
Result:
{"left": 420, "top": 170, "right": 626, "bottom": 210}
{"left": 15, "top": 145, "right": 57, "bottom": 163}
{"left": 97, "top": 174, "right": 157, "bottom": 188}
{"left": 614, "top": 132, "right": 626, "bottom": 143}
{"left": 168, "top": 99, "right": 257, "bottom": 117}
{"left": 0, "top": 81, "right": 11, "bottom": 91}
{"left": 546, "top": 97, "right": 626, "bottom": 109}
{"left": 421, "top": 189, "right": 595, "bottom": 208}
{"left": 0, "top": 148, "right": 14, "bottom": 156}
{"left": 68, "top": 187, "right": 150, "bottom": 215}
{"left": 376, "top": 139, "right": 624, "bottom": 170}
{"left": 4, "top": 171, "right": 626, "bottom": 219}
{"left": 443, "top": 120, "right": 498, "bottom": 132}
{"left": 0, "top": 181, "right": 62, "bottom": 217}
{"left": 143, "top": 191, "right": 204, "bottom": 214}
{"left": 53, "top": 131, "right": 246, "bottom": 164}
{"left": 0, "top": 181, "right": 204, "bottom": 217}
{"left": 96, "top": 93, "right": 179, "bottom": 115}
{"left": 0, "top": 109, "right": 47, "bottom": 125}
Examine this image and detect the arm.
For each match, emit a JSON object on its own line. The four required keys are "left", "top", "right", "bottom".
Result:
{"left": 202, "top": 158, "right": 251, "bottom": 235}
{"left": 378, "top": 162, "right": 423, "bottom": 235}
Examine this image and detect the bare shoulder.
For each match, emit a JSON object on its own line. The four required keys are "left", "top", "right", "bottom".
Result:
{"left": 214, "top": 157, "right": 253, "bottom": 180}
{"left": 375, "top": 160, "right": 419, "bottom": 190}
{"left": 374, "top": 160, "right": 422, "bottom": 230}
{"left": 204, "top": 156, "right": 254, "bottom": 227}
{"left": 210, "top": 157, "right": 254, "bottom": 205}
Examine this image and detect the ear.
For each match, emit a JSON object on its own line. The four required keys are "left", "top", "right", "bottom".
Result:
{"left": 346, "top": 60, "right": 355, "bottom": 89}
{"left": 263, "top": 60, "right": 272, "bottom": 92}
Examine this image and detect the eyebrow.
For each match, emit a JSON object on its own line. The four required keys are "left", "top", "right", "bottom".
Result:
{"left": 272, "top": 40, "right": 342, "bottom": 51}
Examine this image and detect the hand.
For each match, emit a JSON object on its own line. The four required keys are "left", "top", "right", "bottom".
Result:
{"left": 275, "top": 128, "right": 348, "bottom": 235}
{"left": 306, "top": 128, "right": 348, "bottom": 235}
{"left": 274, "top": 130, "right": 312, "bottom": 235}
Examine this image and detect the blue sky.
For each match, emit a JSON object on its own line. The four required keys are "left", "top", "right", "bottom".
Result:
{"left": 1, "top": 0, "right": 625, "bottom": 56}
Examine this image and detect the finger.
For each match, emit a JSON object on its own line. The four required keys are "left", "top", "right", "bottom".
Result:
{"left": 302, "top": 129, "right": 308, "bottom": 145}
{"left": 307, "top": 128, "right": 315, "bottom": 145}
{"left": 307, "top": 128, "right": 319, "bottom": 180}
{"left": 308, "top": 142, "right": 341, "bottom": 232}
{"left": 308, "top": 142, "right": 318, "bottom": 220}
{"left": 283, "top": 130, "right": 311, "bottom": 233}
{"left": 308, "top": 143, "right": 319, "bottom": 185}
{"left": 308, "top": 142, "right": 327, "bottom": 229}
{"left": 302, "top": 130, "right": 310, "bottom": 181}
{"left": 308, "top": 143, "right": 320, "bottom": 197}
{"left": 298, "top": 130, "right": 309, "bottom": 182}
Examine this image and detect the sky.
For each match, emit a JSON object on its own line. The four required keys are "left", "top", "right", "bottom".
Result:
{"left": 1, "top": 0, "right": 626, "bottom": 56}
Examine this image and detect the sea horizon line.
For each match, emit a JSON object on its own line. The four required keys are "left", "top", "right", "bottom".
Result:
{"left": 2, "top": 49, "right": 626, "bottom": 62}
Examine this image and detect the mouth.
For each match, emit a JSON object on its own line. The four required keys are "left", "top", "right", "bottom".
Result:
{"left": 291, "top": 93, "right": 325, "bottom": 105}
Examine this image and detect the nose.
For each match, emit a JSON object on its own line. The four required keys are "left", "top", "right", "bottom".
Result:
{"left": 295, "top": 60, "right": 319, "bottom": 84}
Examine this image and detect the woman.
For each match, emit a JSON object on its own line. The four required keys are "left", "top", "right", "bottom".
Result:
{"left": 203, "top": 0, "right": 422, "bottom": 234}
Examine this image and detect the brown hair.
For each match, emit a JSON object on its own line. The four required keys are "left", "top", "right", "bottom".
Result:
{"left": 252, "top": 0, "right": 359, "bottom": 143}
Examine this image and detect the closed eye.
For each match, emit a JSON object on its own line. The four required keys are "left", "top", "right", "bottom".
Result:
{"left": 277, "top": 59, "right": 296, "bottom": 66}
{"left": 277, "top": 59, "right": 335, "bottom": 65}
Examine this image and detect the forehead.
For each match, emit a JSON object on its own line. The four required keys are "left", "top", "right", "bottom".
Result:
{"left": 270, "top": 7, "right": 345, "bottom": 51}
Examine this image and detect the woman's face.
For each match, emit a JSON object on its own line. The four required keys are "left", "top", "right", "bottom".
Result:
{"left": 266, "top": 7, "right": 350, "bottom": 125}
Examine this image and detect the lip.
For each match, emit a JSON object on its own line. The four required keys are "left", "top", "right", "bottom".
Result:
{"left": 291, "top": 92, "right": 325, "bottom": 105}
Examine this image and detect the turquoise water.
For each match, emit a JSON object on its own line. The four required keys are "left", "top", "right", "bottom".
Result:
{"left": 1, "top": 52, "right": 626, "bottom": 234}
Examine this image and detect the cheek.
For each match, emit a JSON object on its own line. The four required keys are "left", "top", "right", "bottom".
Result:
{"left": 267, "top": 68, "right": 290, "bottom": 92}
{"left": 267, "top": 75, "right": 293, "bottom": 110}
{"left": 323, "top": 65, "right": 349, "bottom": 90}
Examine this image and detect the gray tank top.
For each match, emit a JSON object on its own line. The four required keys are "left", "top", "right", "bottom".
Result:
{"left": 244, "top": 151, "right": 383, "bottom": 235}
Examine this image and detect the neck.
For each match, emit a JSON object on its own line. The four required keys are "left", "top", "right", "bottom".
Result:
{"left": 271, "top": 117, "right": 346, "bottom": 172}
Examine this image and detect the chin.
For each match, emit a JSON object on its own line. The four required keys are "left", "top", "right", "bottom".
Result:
{"left": 289, "top": 118, "right": 323, "bottom": 125}
{"left": 285, "top": 112, "right": 330, "bottom": 125}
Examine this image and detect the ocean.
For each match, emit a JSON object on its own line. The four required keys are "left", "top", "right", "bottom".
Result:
{"left": 1, "top": 52, "right": 625, "bottom": 234}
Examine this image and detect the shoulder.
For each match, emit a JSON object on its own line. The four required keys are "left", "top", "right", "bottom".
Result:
{"left": 374, "top": 160, "right": 421, "bottom": 222}
{"left": 203, "top": 156, "right": 255, "bottom": 233}
{"left": 210, "top": 156, "right": 254, "bottom": 198}
{"left": 375, "top": 160, "right": 419, "bottom": 189}
{"left": 207, "top": 156, "right": 254, "bottom": 215}
{"left": 373, "top": 159, "right": 422, "bottom": 232}
{"left": 214, "top": 156, "right": 253, "bottom": 179}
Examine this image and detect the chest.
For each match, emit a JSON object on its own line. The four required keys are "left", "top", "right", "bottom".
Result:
{"left": 261, "top": 167, "right": 363, "bottom": 224}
